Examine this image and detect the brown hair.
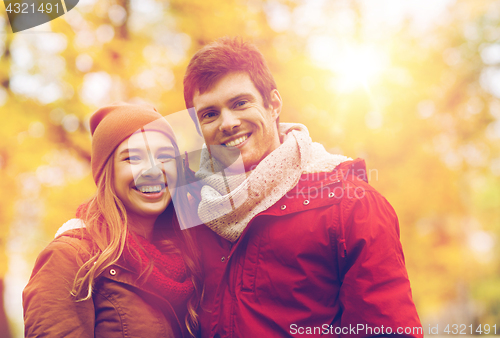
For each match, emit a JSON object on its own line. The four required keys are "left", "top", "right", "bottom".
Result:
{"left": 184, "top": 36, "right": 277, "bottom": 130}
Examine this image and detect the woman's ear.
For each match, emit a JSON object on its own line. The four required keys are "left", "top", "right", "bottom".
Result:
{"left": 269, "top": 89, "right": 282, "bottom": 122}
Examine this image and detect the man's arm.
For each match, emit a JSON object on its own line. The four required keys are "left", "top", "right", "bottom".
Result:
{"left": 338, "top": 182, "right": 423, "bottom": 338}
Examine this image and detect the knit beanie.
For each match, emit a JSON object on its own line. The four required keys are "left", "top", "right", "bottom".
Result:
{"left": 90, "top": 102, "right": 175, "bottom": 184}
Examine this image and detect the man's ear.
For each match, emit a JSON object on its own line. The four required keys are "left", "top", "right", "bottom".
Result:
{"left": 269, "top": 89, "right": 282, "bottom": 122}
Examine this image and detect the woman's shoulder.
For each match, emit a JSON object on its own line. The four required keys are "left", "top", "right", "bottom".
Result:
{"left": 43, "top": 219, "right": 93, "bottom": 259}
{"left": 55, "top": 218, "right": 86, "bottom": 238}
{"left": 27, "top": 222, "right": 94, "bottom": 281}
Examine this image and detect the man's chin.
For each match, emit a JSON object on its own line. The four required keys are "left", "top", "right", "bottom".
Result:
{"left": 209, "top": 144, "right": 242, "bottom": 170}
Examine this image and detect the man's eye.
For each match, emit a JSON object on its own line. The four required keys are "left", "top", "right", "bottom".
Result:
{"left": 235, "top": 100, "right": 247, "bottom": 108}
{"left": 202, "top": 111, "right": 218, "bottom": 120}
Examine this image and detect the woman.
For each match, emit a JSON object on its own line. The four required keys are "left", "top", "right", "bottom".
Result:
{"left": 23, "top": 102, "right": 201, "bottom": 337}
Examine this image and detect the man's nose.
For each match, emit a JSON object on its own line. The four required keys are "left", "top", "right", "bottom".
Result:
{"left": 219, "top": 109, "right": 241, "bottom": 133}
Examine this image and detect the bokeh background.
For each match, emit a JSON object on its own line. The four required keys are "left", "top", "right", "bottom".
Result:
{"left": 1, "top": 0, "right": 500, "bottom": 337}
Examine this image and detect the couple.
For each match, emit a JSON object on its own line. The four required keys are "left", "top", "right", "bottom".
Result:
{"left": 23, "top": 37, "right": 423, "bottom": 337}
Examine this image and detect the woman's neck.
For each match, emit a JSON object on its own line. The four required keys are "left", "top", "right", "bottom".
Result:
{"left": 127, "top": 214, "right": 156, "bottom": 241}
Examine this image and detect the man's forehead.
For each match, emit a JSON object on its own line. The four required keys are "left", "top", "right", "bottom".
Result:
{"left": 193, "top": 72, "right": 259, "bottom": 105}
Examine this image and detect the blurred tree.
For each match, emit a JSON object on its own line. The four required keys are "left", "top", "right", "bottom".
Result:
{"left": 0, "top": 280, "right": 12, "bottom": 338}
{"left": 1, "top": 11, "right": 14, "bottom": 337}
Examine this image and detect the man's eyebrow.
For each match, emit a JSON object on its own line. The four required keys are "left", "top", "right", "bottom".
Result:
{"left": 196, "top": 105, "right": 217, "bottom": 116}
{"left": 226, "top": 93, "right": 253, "bottom": 105}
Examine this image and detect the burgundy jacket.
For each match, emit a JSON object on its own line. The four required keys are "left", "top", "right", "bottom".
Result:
{"left": 195, "top": 159, "right": 422, "bottom": 338}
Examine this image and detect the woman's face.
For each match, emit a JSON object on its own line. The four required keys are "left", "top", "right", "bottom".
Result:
{"left": 113, "top": 130, "right": 178, "bottom": 221}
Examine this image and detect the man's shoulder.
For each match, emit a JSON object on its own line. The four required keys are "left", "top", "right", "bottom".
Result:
{"left": 333, "top": 158, "right": 382, "bottom": 194}
{"left": 295, "top": 158, "right": 370, "bottom": 188}
{"left": 333, "top": 158, "right": 368, "bottom": 182}
{"left": 294, "top": 157, "right": 389, "bottom": 206}
{"left": 330, "top": 160, "right": 398, "bottom": 222}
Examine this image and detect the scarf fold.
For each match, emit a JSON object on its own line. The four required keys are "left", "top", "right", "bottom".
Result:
{"left": 123, "top": 232, "right": 194, "bottom": 307}
{"left": 196, "top": 123, "right": 351, "bottom": 242}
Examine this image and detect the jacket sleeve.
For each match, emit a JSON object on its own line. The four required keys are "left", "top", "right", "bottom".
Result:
{"left": 23, "top": 238, "right": 95, "bottom": 337}
{"left": 337, "top": 183, "right": 423, "bottom": 338}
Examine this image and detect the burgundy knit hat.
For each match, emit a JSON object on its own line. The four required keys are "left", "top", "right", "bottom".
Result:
{"left": 90, "top": 102, "right": 175, "bottom": 184}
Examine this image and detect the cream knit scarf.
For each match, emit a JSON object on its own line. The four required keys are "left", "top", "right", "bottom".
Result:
{"left": 195, "top": 123, "right": 350, "bottom": 242}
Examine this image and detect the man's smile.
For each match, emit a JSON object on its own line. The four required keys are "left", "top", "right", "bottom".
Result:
{"left": 223, "top": 133, "right": 250, "bottom": 147}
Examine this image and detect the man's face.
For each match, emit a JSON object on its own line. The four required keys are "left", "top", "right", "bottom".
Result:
{"left": 192, "top": 72, "right": 281, "bottom": 171}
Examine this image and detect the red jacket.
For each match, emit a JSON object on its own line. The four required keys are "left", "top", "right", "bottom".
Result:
{"left": 195, "top": 159, "right": 422, "bottom": 338}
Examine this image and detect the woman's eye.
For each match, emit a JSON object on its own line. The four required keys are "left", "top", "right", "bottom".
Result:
{"left": 125, "top": 155, "right": 141, "bottom": 162}
{"left": 158, "top": 155, "right": 174, "bottom": 162}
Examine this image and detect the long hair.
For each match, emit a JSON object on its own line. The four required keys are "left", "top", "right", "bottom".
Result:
{"left": 71, "top": 136, "right": 202, "bottom": 337}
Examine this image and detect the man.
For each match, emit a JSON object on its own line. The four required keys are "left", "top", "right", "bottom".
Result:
{"left": 184, "top": 37, "right": 422, "bottom": 338}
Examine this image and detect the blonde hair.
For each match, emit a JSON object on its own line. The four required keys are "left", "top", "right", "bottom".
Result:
{"left": 71, "top": 149, "right": 202, "bottom": 336}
